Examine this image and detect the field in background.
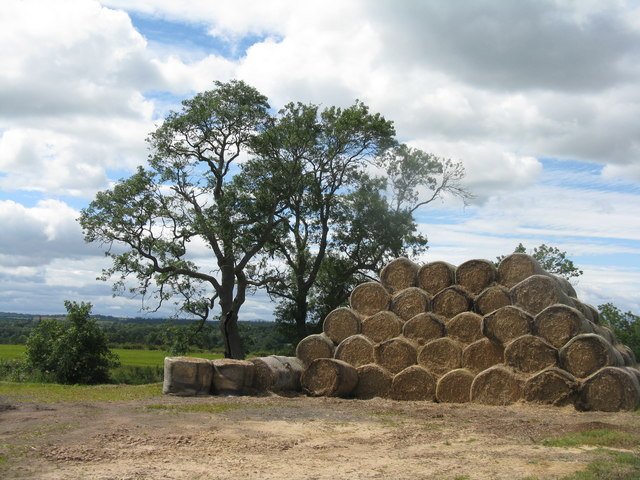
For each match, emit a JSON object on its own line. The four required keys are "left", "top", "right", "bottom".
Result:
{"left": 0, "top": 344, "right": 222, "bottom": 367}
{"left": 0, "top": 344, "right": 224, "bottom": 385}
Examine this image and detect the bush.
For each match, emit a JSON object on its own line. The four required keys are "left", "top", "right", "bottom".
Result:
{"left": 110, "top": 365, "right": 164, "bottom": 385}
{"left": 0, "top": 358, "right": 56, "bottom": 383}
{"left": 25, "top": 301, "right": 120, "bottom": 384}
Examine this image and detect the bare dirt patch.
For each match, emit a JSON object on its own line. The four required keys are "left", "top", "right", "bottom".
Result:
{"left": 1, "top": 393, "right": 639, "bottom": 479}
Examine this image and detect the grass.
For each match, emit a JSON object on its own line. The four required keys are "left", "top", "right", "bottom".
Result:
{"left": 0, "top": 381, "right": 163, "bottom": 402}
{"left": 542, "top": 429, "right": 640, "bottom": 449}
{"left": 540, "top": 428, "right": 640, "bottom": 480}
{"left": 561, "top": 450, "right": 640, "bottom": 480}
{"left": 0, "top": 344, "right": 223, "bottom": 368}
{"left": 0, "top": 344, "right": 26, "bottom": 361}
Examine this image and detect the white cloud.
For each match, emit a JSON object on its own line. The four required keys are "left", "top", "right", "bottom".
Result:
{"left": 1, "top": 0, "right": 640, "bottom": 319}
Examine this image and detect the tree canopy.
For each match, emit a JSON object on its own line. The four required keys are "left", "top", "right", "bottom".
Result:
{"left": 80, "top": 80, "right": 471, "bottom": 354}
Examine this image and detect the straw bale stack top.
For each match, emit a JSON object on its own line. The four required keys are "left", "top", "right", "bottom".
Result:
{"left": 297, "top": 254, "right": 640, "bottom": 411}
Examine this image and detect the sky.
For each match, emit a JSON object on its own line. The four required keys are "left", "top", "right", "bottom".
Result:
{"left": 0, "top": 0, "right": 639, "bottom": 320}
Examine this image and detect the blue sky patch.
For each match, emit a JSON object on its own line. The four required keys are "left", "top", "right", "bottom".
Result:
{"left": 129, "top": 12, "right": 272, "bottom": 60}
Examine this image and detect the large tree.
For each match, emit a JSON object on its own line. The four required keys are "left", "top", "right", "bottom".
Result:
{"left": 80, "top": 80, "right": 285, "bottom": 359}
{"left": 254, "top": 107, "right": 472, "bottom": 341}
{"left": 250, "top": 101, "right": 397, "bottom": 341}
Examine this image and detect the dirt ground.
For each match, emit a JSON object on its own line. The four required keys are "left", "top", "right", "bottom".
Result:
{"left": 1, "top": 392, "right": 639, "bottom": 480}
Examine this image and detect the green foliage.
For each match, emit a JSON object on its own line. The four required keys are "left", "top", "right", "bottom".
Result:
{"left": 0, "top": 358, "right": 56, "bottom": 383}
{"left": 25, "top": 301, "right": 120, "bottom": 385}
{"left": 598, "top": 303, "right": 640, "bottom": 359}
{"left": 498, "top": 243, "right": 583, "bottom": 280}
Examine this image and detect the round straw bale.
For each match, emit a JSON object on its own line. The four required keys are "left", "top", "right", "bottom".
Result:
{"left": 475, "top": 285, "right": 511, "bottom": 315}
{"left": 534, "top": 304, "right": 592, "bottom": 349}
{"left": 560, "top": 333, "right": 622, "bottom": 378}
{"left": 163, "top": 356, "right": 214, "bottom": 396}
{"left": 482, "top": 306, "right": 533, "bottom": 345}
{"left": 576, "top": 367, "right": 640, "bottom": 412}
{"left": 295, "top": 333, "right": 334, "bottom": 366}
{"left": 249, "top": 356, "right": 304, "bottom": 393}
{"left": 456, "top": 259, "right": 497, "bottom": 295}
{"left": 511, "top": 274, "right": 573, "bottom": 316}
{"left": 592, "top": 324, "right": 617, "bottom": 345}
{"left": 523, "top": 367, "right": 578, "bottom": 406}
{"left": 323, "top": 307, "right": 361, "bottom": 344}
{"left": 462, "top": 338, "right": 504, "bottom": 374}
{"left": 354, "top": 363, "right": 393, "bottom": 399}
{"left": 390, "top": 287, "right": 430, "bottom": 321}
{"left": 349, "top": 281, "right": 390, "bottom": 317}
{"left": 436, "top": 368, "right": 475, "bottom": 403}
{"left": 471, "top": 366, "right": 523, "bottom": 405}
{"left": 402, "top": 312, "right": 445, "bottom": 345}
{"left": 497, "top": 253, "right": 545, "bottom": 288}
{"left": 362, "top": 311, "right": 403, "bottom": 343}
{"left": 504, "top": 335, "right": 558, "bottom": 373}
{"left": 432, "top": 286, "right": 473, "bottom": 319}
{"left": 417, "top": 337, "right": 463, "bottom": 376}
{"left": 553, "top": 275, "right": 577, "bottom": 298}
{"left": 447, "top": 312, "right": 484, "bottom": 344}
{"left": 616, "top": 345, "right": 637, "bottom": 367}
{"left": 570, "top": 298, "right": 594, "bottom": 322}
{"left": 624, "top": 366, "right": 640, "bottom": 386}
{"left": 212, "top": 358, "right": 255, "bottom": 395}
{"left": 380, "top": 257, "right": 418, "bottom": 293}
{"left": 334, "top": 334, "right": 375, "bottom": 368}
{"left": 301, "top": 358, "right": 358, "bottom": 397}
{"left": 417, "top": 261, "right": 456, "bottom": 295}
{"left": 374, "top": 337, "right": 418, "bottom": 374}
{"left": 586, "top": 304, "right": 600, "bottom": 324}
{"left": 390, "top": 365, "right": 437, "bottom": 401}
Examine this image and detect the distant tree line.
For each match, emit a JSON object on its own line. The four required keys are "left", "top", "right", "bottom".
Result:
{"left": 0, "top": 313, "right": 292, "bottom": 356}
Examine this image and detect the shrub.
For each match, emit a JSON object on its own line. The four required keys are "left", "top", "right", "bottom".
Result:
{"left": 25, "top": 301, "right": 120, "bottom": 384}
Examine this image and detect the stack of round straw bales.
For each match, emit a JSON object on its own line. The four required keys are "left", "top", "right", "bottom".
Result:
{"left": 296, "top": 254, "right": 640, "bottom": 411}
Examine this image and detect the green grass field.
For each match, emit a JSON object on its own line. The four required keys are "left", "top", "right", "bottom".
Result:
{"left": 0, "top": 381, "right": 163, "bottom": 402}
{"left": 0, "top": 344, "right": 222, "bottom": 367}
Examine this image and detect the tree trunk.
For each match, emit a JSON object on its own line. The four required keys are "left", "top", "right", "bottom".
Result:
{"left": 294, "top": 290, "right": 310, "bottom": 344}
{"left": 220, "top": 309, "right": 244, "bottom": 359}
{"left": 218, "top": 262, "right": 245, "bottom": 360}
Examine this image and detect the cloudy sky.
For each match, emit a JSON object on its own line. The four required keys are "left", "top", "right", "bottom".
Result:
{"left": 1, "top": 0, "right": 639, "bottom": 320}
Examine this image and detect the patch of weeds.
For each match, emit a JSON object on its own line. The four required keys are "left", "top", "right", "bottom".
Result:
{"left": 145, "top": 403, "right": 245, "bottom": 414}
{"left": 368, "top": 410, "right": 404, "bottom": 427}
{"left": 421, "top": 422, "right": 443, "bottom": 431}
{"left": 443, "top": 440, "right": 451, "bottom": 446}
{"left": 560, "top": 450, "right": 640, "bottom": 480}
{"left": 542, "top": 429, "right": 640, "bottom": 449}
{"left": 465, "top": 438, "right": 477, "bottom": 443}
